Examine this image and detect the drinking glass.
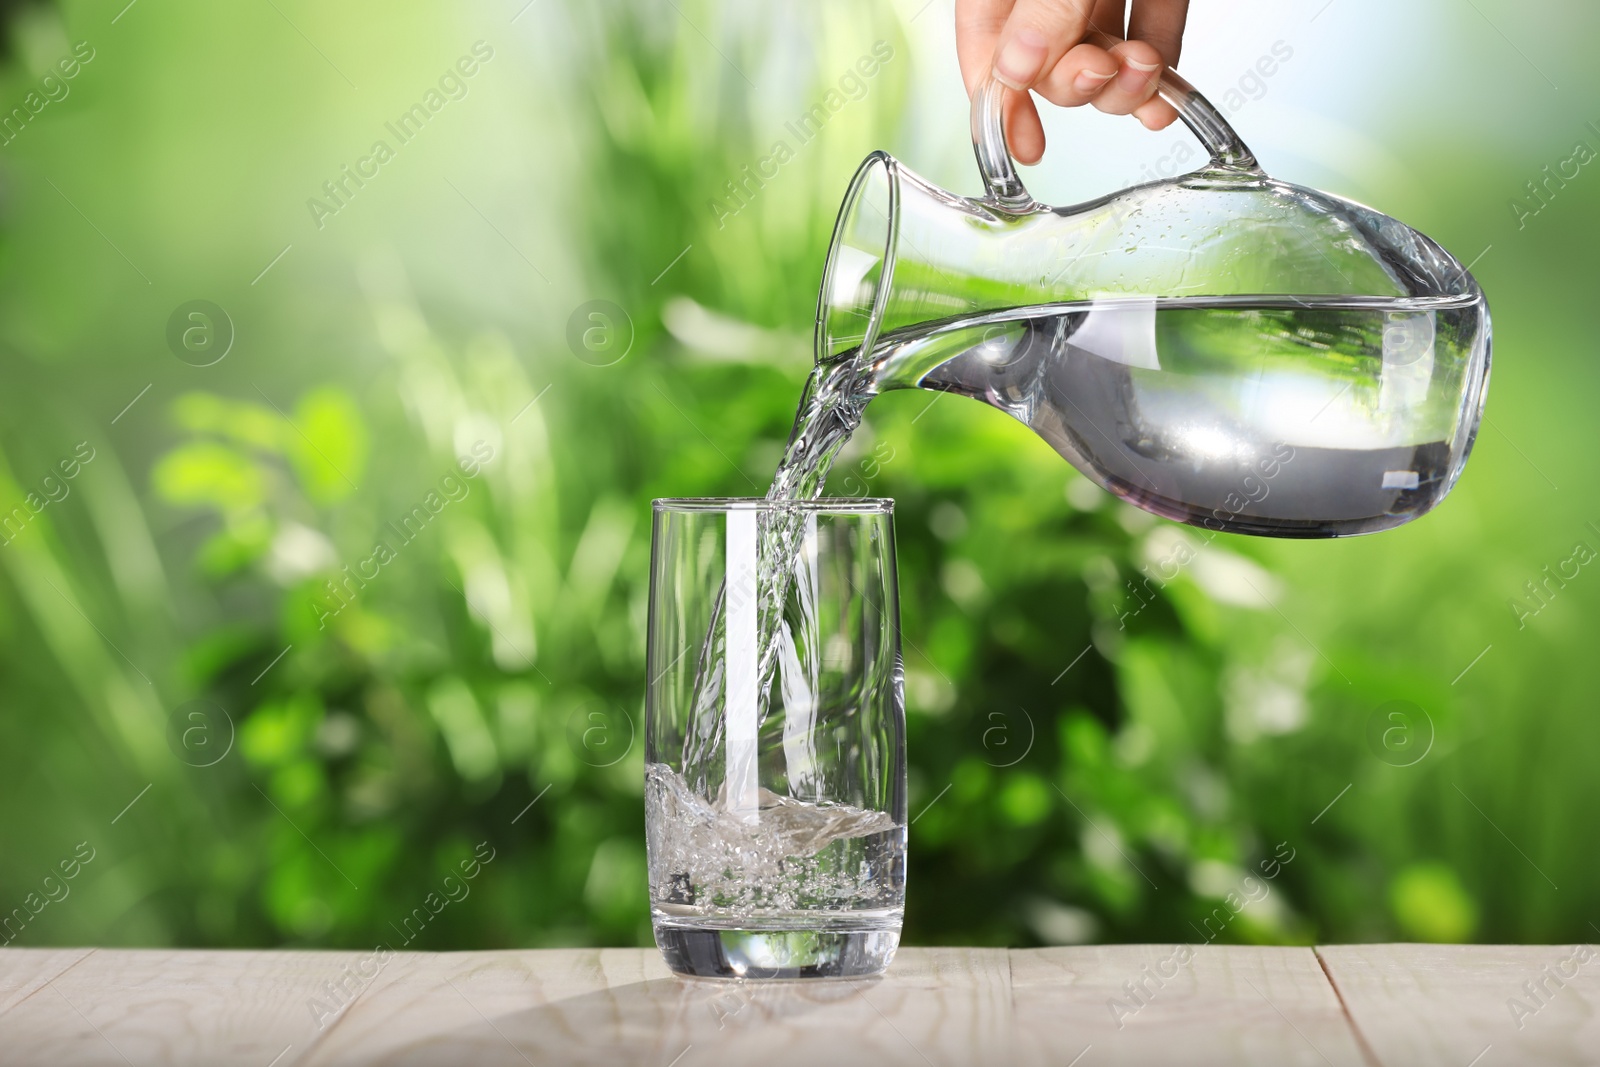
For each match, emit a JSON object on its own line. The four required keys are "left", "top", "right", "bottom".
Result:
{"left": 645, "top": 498, "right": 906, "bottom": 979}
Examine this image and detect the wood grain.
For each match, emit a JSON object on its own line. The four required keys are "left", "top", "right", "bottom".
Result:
{"left": 309, "top": 946, "right": 1016, "bottom": 1067}
{"left": 1011, "top": 945, "right": 1371, "bottom": 1066}
{"left": 300, "top": 948, "right": 639, "bottom": 1066}
{"left": 1319, "top": 943, "right": 1600, "bottom": 1067}
{"left": 0, "top": 947, "right": 94, "bottom": 1016}
{"left": 10, "top": 944, "right": 1584, "bottom": 1066}
{"left": 0, "top": 948, "right": 368, "bottom": 1066}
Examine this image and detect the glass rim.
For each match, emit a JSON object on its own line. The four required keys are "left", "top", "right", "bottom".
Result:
{"left": 652, "top": 497, "right": 893, "bottom": 514}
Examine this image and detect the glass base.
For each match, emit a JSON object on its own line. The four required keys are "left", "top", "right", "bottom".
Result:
{"left": 654, "top": 922, "right": 901, "bottom": 979}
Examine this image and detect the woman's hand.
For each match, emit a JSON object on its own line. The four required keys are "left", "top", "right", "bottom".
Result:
{"left": 955, "top": 0, "right": 1191, "bottom": 164}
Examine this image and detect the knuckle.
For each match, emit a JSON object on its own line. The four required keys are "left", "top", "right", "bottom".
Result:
{"left": 956, "top": 11, "right": 1008, "bottom": 34}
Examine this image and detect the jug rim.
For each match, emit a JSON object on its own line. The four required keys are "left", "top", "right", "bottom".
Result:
{"left": 814, "top": 150, "right": 899, "bottom": 367}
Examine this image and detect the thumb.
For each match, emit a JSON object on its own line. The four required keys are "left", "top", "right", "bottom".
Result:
{"left": 991, "top": 0, "right": 1094, "bottom": 90}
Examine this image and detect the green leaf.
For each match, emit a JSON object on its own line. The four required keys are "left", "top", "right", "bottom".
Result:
{"left": 287, "top": 387, "right": 368, "bottom": 505}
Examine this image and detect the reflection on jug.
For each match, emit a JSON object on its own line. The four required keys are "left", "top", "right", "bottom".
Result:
{"left": 795, "top": 71, "right": 1491, "bottom": 538}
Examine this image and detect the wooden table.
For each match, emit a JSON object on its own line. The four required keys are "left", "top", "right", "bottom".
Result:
{"left": 2, "top": 945, "right": 1595, "bottom": 1065}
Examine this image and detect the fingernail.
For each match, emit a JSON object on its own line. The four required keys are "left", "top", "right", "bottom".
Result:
{"left": 994, "top": 29, "right": 1048, "bottom": 90}
{"left": 1116, "top": 56, "right": 1161, "bottom": 93}
{"left": 1073, "top": 69, "right": 1115, "bottom": 94}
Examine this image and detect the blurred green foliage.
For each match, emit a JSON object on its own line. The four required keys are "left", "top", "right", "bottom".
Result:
{"left": 1, "top": 0, "right": 1598, "bottom": 955}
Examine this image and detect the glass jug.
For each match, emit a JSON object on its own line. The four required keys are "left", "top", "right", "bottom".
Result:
{"left": 815, "top": 72, "right": 1492, "bottom": 537}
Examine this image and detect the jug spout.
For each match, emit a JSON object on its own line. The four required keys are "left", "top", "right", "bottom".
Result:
{"left": 816, "top": 150, "right": 1021, "bottom": 368}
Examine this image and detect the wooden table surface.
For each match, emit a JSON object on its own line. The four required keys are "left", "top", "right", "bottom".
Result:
{"left": 2, "top": 944, "right": 1594, "bottom": 1065}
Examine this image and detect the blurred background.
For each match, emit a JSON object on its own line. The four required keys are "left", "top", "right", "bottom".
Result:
{"left": 0, "top": 0, "right": 1595, "bottom": 952}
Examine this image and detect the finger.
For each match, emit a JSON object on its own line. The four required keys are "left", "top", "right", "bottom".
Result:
{"left": 1032, "top": 42, "right": 1119, "bottom": 108}
{"left": 1004, "top": 88, "right": 1047, "bottom": 164}
{"left": 1090, "top": 38, "right": 1164, "bottom": 116}
{"left": 956, "top": 0, "right": 1016, "bottom": 96}
{"left": 1127, "top": 0, "right": 1188, "bottom": 68}
{"left": 1132, "top": 95, "right": 1180, "bottom": 130}
{"left": 991, "top": 0, "right": 1095, "bottom": 92}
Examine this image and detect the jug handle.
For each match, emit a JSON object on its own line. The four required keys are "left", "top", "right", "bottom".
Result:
{"left": 971, "top": 69, "right": 1262, "bottom": 213}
